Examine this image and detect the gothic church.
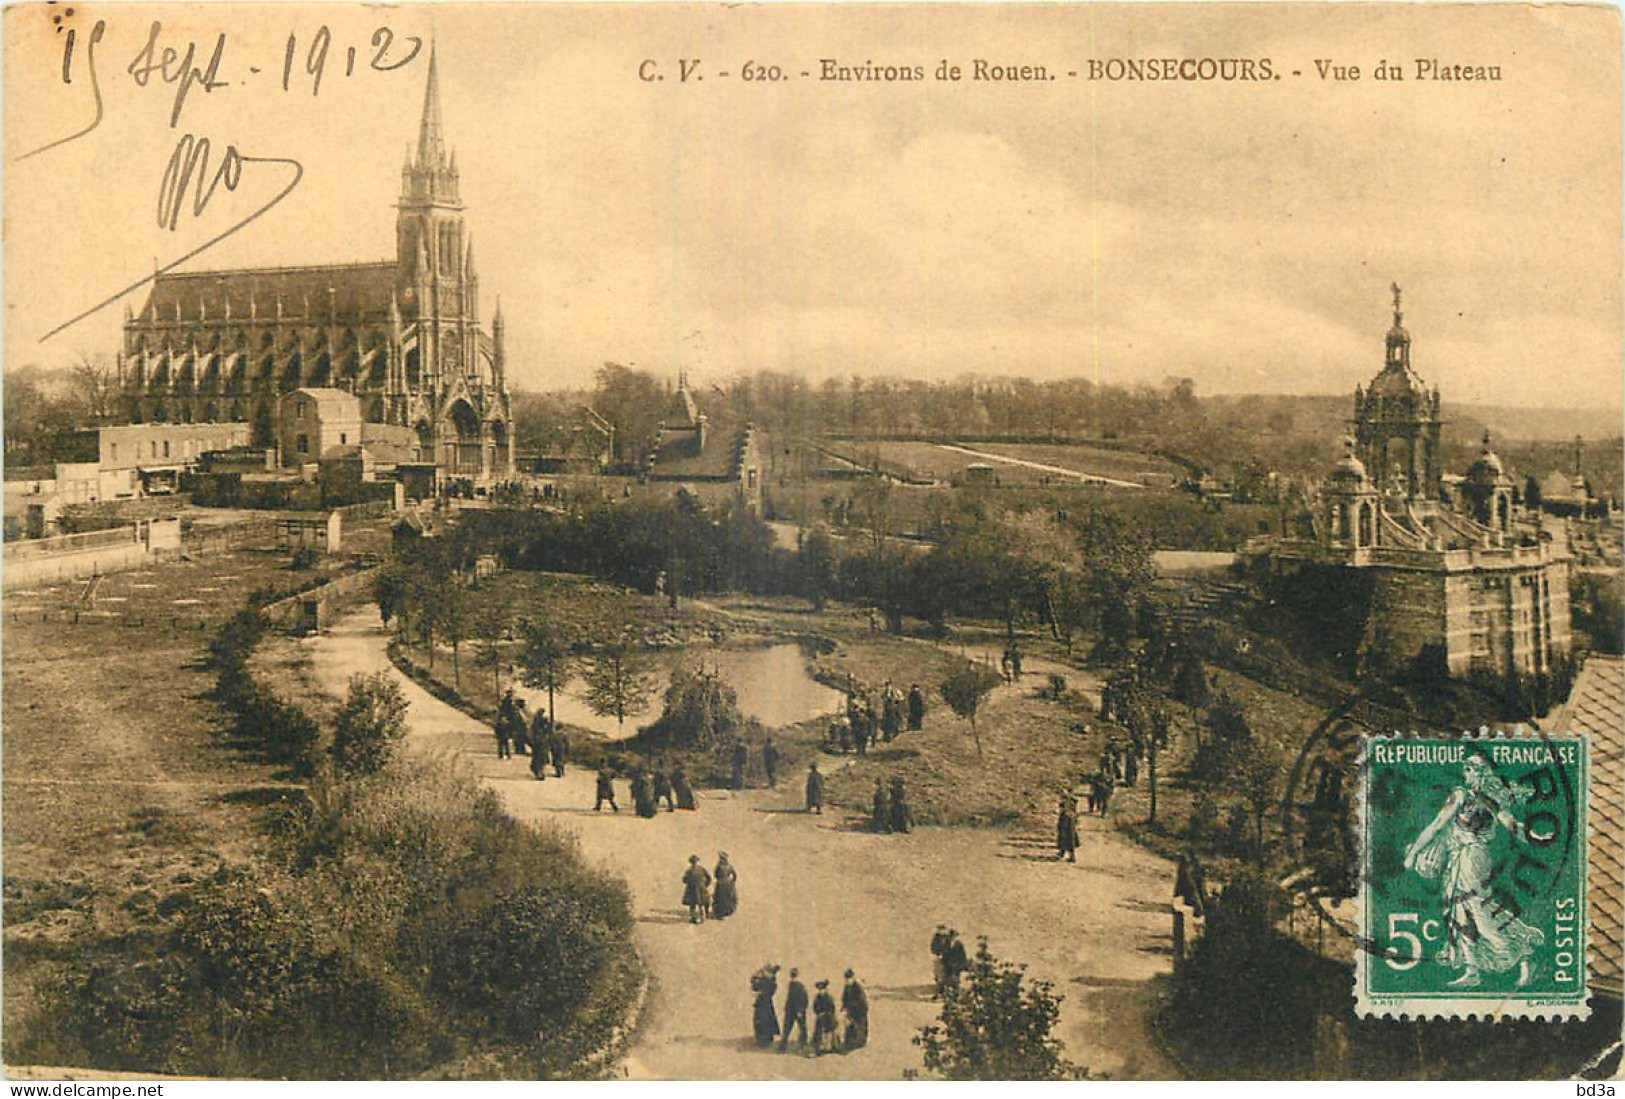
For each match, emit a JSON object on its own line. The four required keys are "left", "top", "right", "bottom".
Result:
{"left": 117, "top": 49, "right": 512, "bottom": 479}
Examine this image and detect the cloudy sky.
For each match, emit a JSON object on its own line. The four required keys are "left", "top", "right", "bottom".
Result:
{"left": 6, "top": 3, "right": 1620, "bottom": 409}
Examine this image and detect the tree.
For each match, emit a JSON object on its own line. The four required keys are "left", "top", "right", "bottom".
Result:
{"left": 472, "top": 597, "right": 514, "bottom": 700}
{"left": 68, "top": 352, "right": 119, "bottom": 425}
{"left": 581, "top": 641, "right": 654, "bottom": 734}
{"left": 373, "top": 564, "right": 411, "bottom": 636}
{"left": 517, "top": 618, "right": 577, "bottom": 730}
{"left": 799, "top": 527, "right": 837, "bottom": 611}
{"left": 329, "top": 672, "right": 409, "bottom": 776}
{"left": 940, "top": 659, "right": 1003, "bottom": 759}
{"left": 914, "top": 937, "right": 1079, "bottom": 1080}
{"left": 1235, "top": 741, "right": 1279, "bottom": 855}
{"left": 641, "top": 664, "right": 743, "bottom": 750}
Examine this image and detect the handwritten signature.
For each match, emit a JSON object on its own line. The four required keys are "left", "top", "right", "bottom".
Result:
{"left": 21, "top": 15, "right": 421, "bottom": 342}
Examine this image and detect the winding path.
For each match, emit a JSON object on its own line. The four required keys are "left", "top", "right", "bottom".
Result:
{"left": 309, "top": 609, "right": 1178, "bottom": 1080}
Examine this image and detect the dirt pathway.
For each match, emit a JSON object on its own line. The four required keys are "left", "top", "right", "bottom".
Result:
{"left": 309, "top": 610, "right": 1178, "bottom": 1080}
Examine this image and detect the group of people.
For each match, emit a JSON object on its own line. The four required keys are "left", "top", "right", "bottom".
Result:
{"left": 827, "top": 681, "right": 926, "bottom": 756}
{"left": 495, "top": 691, "right": 569, "bottom": 780}
{"left": 870, "top": 777, "right": 911, "bottom": 834}
{"left": 680, "top": 852, "right": 739, "bottom": 923}
{"left": 730, "top": 735, "right": 782, "bottom": 789}
{"left": 598, "top": 762, "right": 699, "bottom": 816}
{"left": 929, "top": 926, "right": 971, "bottom": 997}
{"left": 751, "top": 964, "right": 869, "bottom": 1055}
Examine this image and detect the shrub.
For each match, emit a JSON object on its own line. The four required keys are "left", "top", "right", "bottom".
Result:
{"left": 330, "top": 672, "right": 410, "bottom": 776}
{"left": 915, "top": 937, "right": 1079, "bottom": 1080}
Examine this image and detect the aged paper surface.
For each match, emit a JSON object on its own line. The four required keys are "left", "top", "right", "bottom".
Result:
{"left": 3, "top": 2, "right": 1621, "bottom": 1084}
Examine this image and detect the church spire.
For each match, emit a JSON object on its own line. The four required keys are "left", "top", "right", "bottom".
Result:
{"left": 417, "top": 43, "right": 446, "bottom": 167}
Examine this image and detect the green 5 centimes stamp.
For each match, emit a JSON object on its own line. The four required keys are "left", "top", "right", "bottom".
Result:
{"left": 1357, "top": 733, "right": 1589, "bottom": 1019}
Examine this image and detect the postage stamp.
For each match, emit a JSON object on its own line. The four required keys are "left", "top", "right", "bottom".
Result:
{"left": 1356, "top": 733, "right": 1590, "bottom": 1020}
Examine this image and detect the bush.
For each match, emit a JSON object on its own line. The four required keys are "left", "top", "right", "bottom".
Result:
{"left": 330, "top": 672, "right": 410, "bottom": 776}
{"left": 915, "top": 937, "right": 1080, "bottom": 1080}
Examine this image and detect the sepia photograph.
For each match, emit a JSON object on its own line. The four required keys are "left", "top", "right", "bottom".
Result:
{"left": 2, "top": 1, "right": 1621, "bottom": 1083}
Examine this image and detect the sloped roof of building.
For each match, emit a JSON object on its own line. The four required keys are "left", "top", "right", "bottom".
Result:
{"left": 136, "top": 263, "right": 398, "bottom": 325}
{"left": 1548, "top": 654, "right": 1624, "bottom": 997}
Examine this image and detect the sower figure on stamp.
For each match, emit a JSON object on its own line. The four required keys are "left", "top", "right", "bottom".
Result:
{"left": 1402, "top": 754, "right": 1545, "bottom": 988}
{"left": 779, "top": 967, "right": 809, "bottom": 1052}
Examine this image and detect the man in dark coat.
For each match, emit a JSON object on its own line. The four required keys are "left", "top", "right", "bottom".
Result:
{"left": 872, "top": 779, "right": 890, "bottom": 834}
{"left": 812, "top": 980, "right": 839, "bottom": 1054}
{"left": 682, "top": 854, "right": 712, "bottom": 924}
{"left": 907, "top": 683, "right": 925, "bottom": 731}
{"left": 841, "top": 969, "right": 869, "bottom": 1051}
{"left": 942, "top": 930, "right": 969, "bottom": 992}
{"left": 495, "top": 692, "right": 516, "bottom": 759}
{"left": 931, "top": 925, "right": 952, "bottom": 996}
{"left": 653, "top": 764, "right": 675, "bottom": 811}
{"left": 805, "top": 762, "right": 824, "bottom": 814}
{"left": 530, "top": 739, "right": 548, "bottom": 781}
{"left": 594, "top": 767, "right": 619, "bottom": 812}
{"left": 888, "top": 777, "right": 911, "bottom": 834}
{"left": 881, "top": 691, "right": 902, "bottom": 742}
{"left": 550, "top": 728, "right": 568, "bottom": 777}
{"left": 779, "top": 967, "right": 809, "bottom": 1051}
{"left": 1057, "top": 795, "right": 1080, "bottom": 862}
{"left": 731, "top": 737, "right": 749, "bottom": 790}
{"left": 761, "top": 736, "right": 780, "bottom": 789}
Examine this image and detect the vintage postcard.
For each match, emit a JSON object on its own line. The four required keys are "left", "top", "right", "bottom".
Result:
{"left": 3, "top": 1, "right": 1621, "bottom": 1085}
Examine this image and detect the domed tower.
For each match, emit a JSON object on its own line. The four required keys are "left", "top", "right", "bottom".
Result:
{"left": 1460, "top": 431, "right": 1515, "bottom": 534}
{"left": 1325, "top": 436, "right": 1380, "bottom": 550}
{"left": 1351, "top": 284, "right": 1443, "bottom": 503}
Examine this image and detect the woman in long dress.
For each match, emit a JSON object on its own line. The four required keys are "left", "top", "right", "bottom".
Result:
{"left": 1403, "top": 754, "right": 1544, "bottom": 988}
{"left": 712, "top": 853, "right": 739, "bottom": 919}
{"left": 751, "top": 965, "right": 781, "bottom": 1047}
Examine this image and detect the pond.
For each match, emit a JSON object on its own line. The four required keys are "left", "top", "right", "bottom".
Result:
{"left": 516, "top": 642, "right": 844, "bottom": 739}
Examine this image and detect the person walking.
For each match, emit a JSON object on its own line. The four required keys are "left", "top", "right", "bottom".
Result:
{"left": 888, "top": 777, "right": 911, "bottom": 835}
{"left": 1057, "top": 794, "right": 1080, "bottom": 862}
{"left": 779, "top": 968, "right": 809, "bottom": 1052}
{"left": 550, "top": 727, "right": 568, "bottom": 778}
{"left": 841, "top": 969, "right": 869, "bottom": 1051}
{"left": 871, "top": 779, "right": 890, "bottom": 834}
{"left": 682, "top": 855, "right": 712, "bottom": 924}
{"left": 594, "top": 766, "right": 619, "bottom": 812}
{"left": 805, "top": 762, "right": 825, "bottom": 814}
{"left": 930, "top": 925, "right": 952, "bottom": 996}
{"left": 653, "top": 763, "right": 675, "bottom": 812}
{"left": 530, "top": 740, "right": 548, "bottom": 781}
{"left": 751, "top": 964, "right": 781, "bottom": 1047}
{"left": 632, "top": 771, "right": 657, "bottom": 818}
{"left": 731, "top": 737, "right": 749, "bottom": 790}
{"left": 1096, "top": 769, "right": 1115, "bottom": 816}
{"left": 712, "top": 852, "right": 738, "bottom": 919}
{"left": 907, "top": 683, "right": 925, "bottom": 731}
{"left": 673, "top": 764, "right": 697, "bottom": 810}
{"left": 812, "top": 980, "right": 839, "bottom": 1054}
{"left": 942, "top": 930, "right": 969, "bottom": 992}
{"left": 762, "top": 736, "right": 780, "bottom": 789}
{"left": 495, "top": 691, "right": 516, "bottom": 759}
{"left": 881, "top": 690, "right": 902, "bottom": 742}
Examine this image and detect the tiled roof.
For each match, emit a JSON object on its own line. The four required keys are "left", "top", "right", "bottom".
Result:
{"left": 1550, "top": 654, "right": 1624, "bottom": 998}
{"left": 136, "top": 263, "right": 399, "bottom": 325}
